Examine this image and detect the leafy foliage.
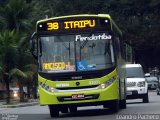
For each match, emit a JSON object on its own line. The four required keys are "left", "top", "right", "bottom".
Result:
{"left": 0, "top": 30, "right": 19, "bottom": 70}
{"left": 0, "top": 0, "right": 33, "bottom": 31}
{"left": 0, "top": 0, "right": 38, "bottom": 102}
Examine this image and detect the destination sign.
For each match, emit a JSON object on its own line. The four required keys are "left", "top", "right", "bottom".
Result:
{"left": 47, "top": 20, "right": 95, "bottom": 30}
{"left": 37, "top": 17, "right": 111, "bottom": 33}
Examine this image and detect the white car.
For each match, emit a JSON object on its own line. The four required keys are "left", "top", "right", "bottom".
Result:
{"left": 126, "top": 64, "right": 149, "bottom": 103}
{"left": 146, "top": 76, "right": 158, "bottom": 90}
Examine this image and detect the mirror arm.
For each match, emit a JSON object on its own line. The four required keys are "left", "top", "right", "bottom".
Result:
{"left": 30, "top": 32, "right": 38, "bottom": 59}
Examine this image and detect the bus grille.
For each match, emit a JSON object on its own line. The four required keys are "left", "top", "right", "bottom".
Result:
{"left": 56, "top": 85, "right": 99, "bottom": 92}
{"left": 57, "top": 85, "right": 98, "bottom": 90}
{"left": 57, "top": 94, "right": 99, "bottom": 102}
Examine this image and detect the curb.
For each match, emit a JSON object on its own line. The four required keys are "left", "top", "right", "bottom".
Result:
{"left": 0, "top": 102, "right": 39, "bottom": 108}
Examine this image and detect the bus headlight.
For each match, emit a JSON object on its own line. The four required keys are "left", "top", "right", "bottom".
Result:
{"left": 99, "top": 78, "right": 115, "bottom": 89}
{"left": 137, "top": 81, "right": 145, "bottom": 87}
{"left": 40, "top": 82, "right": 57, "bottom": 92}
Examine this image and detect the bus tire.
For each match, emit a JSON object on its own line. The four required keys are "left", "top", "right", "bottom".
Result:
{"left": 142, "top": 92, "right": 149, "bottom": 103}
{"left": 119, "top": 99, "right": 126, "bottom": 109}
{"left": 109, "top": 101, "right": 119, "bottom": 113}
{"left": 69, "top": 106, "right": 77, "bottom": 113}
{"left": 49, "top": 105, "right": 59, "bottom": 117}
{"left": 60, "top": 107, "right": 68, "bottom": 113}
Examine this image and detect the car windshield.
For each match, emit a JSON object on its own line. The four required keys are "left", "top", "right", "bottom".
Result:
{"left": 146, "top": 77, "right": 158, "bottom": 82}
{"left": 39, "top": 32, "right": 115, "bottom": 73}
{"left": 126, "top": 67, "right": 144, "bottom": 78}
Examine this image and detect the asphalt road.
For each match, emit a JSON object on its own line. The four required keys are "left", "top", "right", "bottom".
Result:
{"left": 0, "top": 91, "right": 160, "bottom": 120}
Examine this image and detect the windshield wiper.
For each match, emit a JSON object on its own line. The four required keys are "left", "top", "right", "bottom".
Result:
{"left": 57, "top": 36, "right": 70, "bottom": 50}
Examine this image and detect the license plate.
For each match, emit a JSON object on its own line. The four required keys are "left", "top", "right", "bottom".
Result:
{"left": 72, "top": 94, "right": 84, "bottom": 99}
{"left": 127, "top": 91, "right": 132, "bottom": 95}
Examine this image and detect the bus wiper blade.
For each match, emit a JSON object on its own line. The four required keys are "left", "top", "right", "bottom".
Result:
{"left": 57, "top": 37, "right": 69, "bottom": 50}
{"left": 80, "top": 40, "right": 88, "bottom": 49}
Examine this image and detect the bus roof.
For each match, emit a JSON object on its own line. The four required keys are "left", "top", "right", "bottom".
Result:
{"left": 37, "top": 14, "right": 111, "bottom": 23}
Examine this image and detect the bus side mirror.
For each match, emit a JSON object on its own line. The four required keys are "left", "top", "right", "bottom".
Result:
{"left": 30, "top": 32, "right": 38, "bottom": 59}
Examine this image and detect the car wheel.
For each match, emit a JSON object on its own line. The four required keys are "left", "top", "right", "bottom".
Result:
{"left": 142, "top": 92, "right": 149, "bottom": 103}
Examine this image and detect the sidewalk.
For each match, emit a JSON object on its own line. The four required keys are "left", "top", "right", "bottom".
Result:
{"left": 0, "top": 99, "right": 39, "bottom": 108}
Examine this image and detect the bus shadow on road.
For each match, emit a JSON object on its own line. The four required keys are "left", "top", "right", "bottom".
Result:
{"left": 127, "top": 102, "right": 143, "bottom": 104}
{"left": 59, "top": 108, "right": 116, "bottom": 118}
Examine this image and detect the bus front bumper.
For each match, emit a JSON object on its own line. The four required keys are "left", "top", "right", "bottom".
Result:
{"left": 39, "top": 82, "right": 119, "bottom": 106}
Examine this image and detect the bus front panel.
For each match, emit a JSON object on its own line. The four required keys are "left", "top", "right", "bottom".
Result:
{"left": 38, "top": 69, "right": 119, "bottom": 106}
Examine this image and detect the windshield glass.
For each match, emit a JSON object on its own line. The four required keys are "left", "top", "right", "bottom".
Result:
{"left": 126, "top": 67, "right": 144, "bottom": 78}
{"left": 39, "top": 32, "right": 114, "bottom": 73}
{"left": 146, "top": 77, "right": 158, "bottom": 82}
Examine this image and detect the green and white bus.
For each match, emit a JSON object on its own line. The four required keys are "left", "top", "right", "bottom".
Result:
{"left": 30, "top": 14, "right": 127, "bottom": 117}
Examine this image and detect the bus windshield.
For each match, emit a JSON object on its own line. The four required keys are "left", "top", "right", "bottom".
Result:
{"left": 39, "top": 32, "right": 114, "bottom": 73}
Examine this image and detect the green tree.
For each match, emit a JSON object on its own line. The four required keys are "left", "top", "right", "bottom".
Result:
{"left": 0, "top": 0, "right": 39, "bottom": 103}
{"left": 24, "top": 64, "right": 37, "bottom": 99}
{"left": 9, "top": 64, "right": 37, "bottom": 102}
{"left": 0, "top": 0, "right": 33, "bottom": 31}
{"left": 0, "top": 30, "right": 37, "bottom": 102}
{"left": 0, "top": 30, "right": 19, "bottom": 103}
{"left": 9, "top": 68, "right": 27, "bottom": 102}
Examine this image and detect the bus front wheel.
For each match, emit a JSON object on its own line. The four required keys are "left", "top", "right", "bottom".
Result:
{"left": 109, "top": 101, "right": 119, "bottom": 113}
{"left": 49, "top": 105, "right": 59, "bottom": 117}
{"left": 69, "top": 106, "right": 77, "bottom": 112}
{"left": 119, "top": 99, "right": 126, "bottom": 109}
{"left": 103, "top": 101, "right": 119, "bottom": 113}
